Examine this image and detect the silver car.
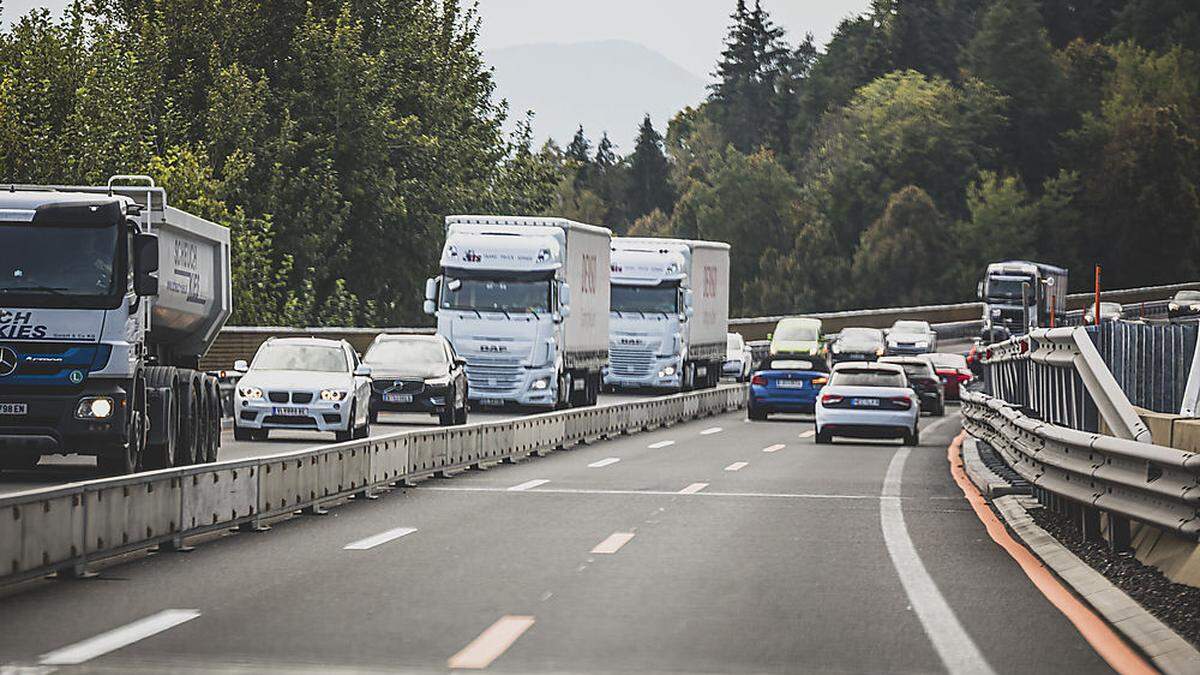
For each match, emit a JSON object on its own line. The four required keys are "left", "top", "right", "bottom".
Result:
{"left": 885, "top": 320, "right": 937, "bottom": 355}
{"left": 232, "top": 337, "right": 373, "bottom": 442}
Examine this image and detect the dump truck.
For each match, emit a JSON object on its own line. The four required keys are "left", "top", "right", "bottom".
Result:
{"left": 0, "top": 176, "right": 231, "bottom": 474}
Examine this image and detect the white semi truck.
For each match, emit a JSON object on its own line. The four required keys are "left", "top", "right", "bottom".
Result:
{"left": 604, "top": 238, "right": 730, "bottom": 391}
{"left": 978, "top": 260, "right": 1068, "bottom": 342}
{"left": 424, "top": 216, "right": 610, "bottom": 409}
{"left": 0, "top": 176, "right": 231, "bottom": 474}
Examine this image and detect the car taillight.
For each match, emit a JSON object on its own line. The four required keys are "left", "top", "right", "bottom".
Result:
{"left": 956, "top": 371, "right": 972, "bottom": 383}
{"left": 812, "top": 376, "right": 828, "bottom": 385}
{"left": 888, "top": 395, "right": 913, "bottom": 409}
{"left": 751, "top": 374, "right": 767, "bottom": 386}
{"left": 821, "top": 394, "right": 843, "bottom": 405}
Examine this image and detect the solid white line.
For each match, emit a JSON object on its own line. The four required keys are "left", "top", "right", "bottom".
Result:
{"left": 419, "top": 485, "right": 875, "bottom": 500}
{"left": 588, "top": 457, "right": 620, "bottom": 468}
{"left": 448, "top": 615, "right": 536, "bottom": 669}
{"left": 724, "top": 462, "right": 748, "bottom": 471}
{"left": 507, "top": 479, "right": 550, "bottom": 492}
{"left": 647, "top": 440, "right": 675, "bottom": 449}
{"left": 700, "top": 427, "right": 723, "bottom": 435}
{"left": 880, "top": 448, "right": 995, "bottom": 674}
{"left": 591, "top": 532, "right": 635, "bottom": 554}
{"left": 762, "top": 444, "right": 786, "bottom": 453}
{"left": 39, "top": 609, "right": 201, "bottom": 666}
{"left": 799, "top": 430, "right": 815, "bottom": 438}
{"left": 679, "top": 482, "right": 709, "bottom": 494}
{"left": 343, "top": 526, "right": 418, "bottom": 551}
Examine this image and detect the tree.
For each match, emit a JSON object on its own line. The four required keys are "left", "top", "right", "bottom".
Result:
{"left": 851, "top": 186, "right": 952, "bottom": 306}
{"left": 708, "top": 0, "right": 789, "bottom": 153}
{"left": 626, "top": 115, "right": 674, "bottom": 220}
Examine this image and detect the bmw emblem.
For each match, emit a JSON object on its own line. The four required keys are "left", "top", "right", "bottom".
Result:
{"left": 69, "top": 370, "right": 85, "bottom": 385}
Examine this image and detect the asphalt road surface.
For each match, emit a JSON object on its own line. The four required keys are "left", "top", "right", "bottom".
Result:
{"left": 0, "top": 404, "right": 1113, "bottom": 673}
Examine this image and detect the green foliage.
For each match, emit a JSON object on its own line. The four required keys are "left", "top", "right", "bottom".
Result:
{"left": 852, "top": 186, "right": 951, "bottom": 306}
{"left": 625, "top": 116, "right": 673, "bottom": 221}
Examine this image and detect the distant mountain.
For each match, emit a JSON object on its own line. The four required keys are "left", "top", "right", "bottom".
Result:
{"left": 485, "top": 40, "right": 707, "bottom": 153}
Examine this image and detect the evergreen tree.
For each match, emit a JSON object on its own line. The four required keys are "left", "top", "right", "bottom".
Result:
{"left": 626, "top": 115, "right": 674, "bottom": 220}
{"left": 708, "top": 0, "right": 789, "bottom": 153}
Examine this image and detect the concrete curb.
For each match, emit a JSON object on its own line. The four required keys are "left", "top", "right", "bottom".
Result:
{"left": 961, "top": 436, "right": 1020, "bottom": 498}
{"left": 993, "top": 494, "right": 1200, "bottom": 674}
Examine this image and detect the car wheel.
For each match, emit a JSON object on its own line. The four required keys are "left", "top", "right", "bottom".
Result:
{"left": 233, "top": 424, "right": 252, "bottom": 442}
{"left": 335, "top": 404, "right": 355, "bottom": 442}
{"left": 903, "top": 425, "right": 919, "bottom": 446}
{"left": 934, "top": 401, "right": 945, "bottom": 417}
{"left": 250, "top": 429, "right": 269, "bottom": 441}
{"left": 815, "top": 430, "right": 832, "bottom": 445}
{"left": 369, "top": 409, "right": 379, "bottom": 425}
{"left": 747, "top": 405, "right": 768, "bottom": 421}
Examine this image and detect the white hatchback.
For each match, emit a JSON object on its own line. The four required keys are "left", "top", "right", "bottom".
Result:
{"left": 815, "top": 362, "right": 920, "bottom": 445}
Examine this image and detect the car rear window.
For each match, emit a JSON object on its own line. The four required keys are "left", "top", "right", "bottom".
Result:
{"left": 830, "top": 369, "right": 905, "bottom": 387}
{"left": 763, "top": 358, "right": 828, "bottom": 372}
{"left": 926, "top": 353, "right": 968, "bottom": 370}
{"left": 891, "top": 321, "right": 929, "bottom": 333}
{"left": 897, "top": 364, "right": 932, "bottom": 380}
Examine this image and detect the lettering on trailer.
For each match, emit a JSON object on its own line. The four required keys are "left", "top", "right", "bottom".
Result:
{"left": 580, "top": 253, "right": 598, "bottom": 295}
{"left": 702, "top": 265, "right": 719, "bottom": 299}
{"left": 166, "top": 239, "right": 208, "bottom": 306}
{"left": 0, "top": 310, "right": 47, "bottom": 339}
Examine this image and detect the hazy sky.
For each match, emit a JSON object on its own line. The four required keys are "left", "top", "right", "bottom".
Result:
{"left": 477, "top": 0, "right": 871, "bottom": 79}
{"left": 6, "top": 1, "right": 872, "bottom": 79}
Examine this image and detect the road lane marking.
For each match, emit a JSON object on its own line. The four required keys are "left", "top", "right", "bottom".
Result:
{"left": 39, "top": 609, "right": 201, "bottom": 666}
{"left": 448, "top": 615, "right": 535, "bottom": 670}
{"left": 647, "top": 440, "right": 675, "bottom": 449}
{"left": 588, "top": 457, "right": 620, "bottom": 468}
{"left": 507, "top": 479, "right": 550, "bottom": 492}
{"left": 679, "top": 482, "right": 709, "bottom": 494}
{"left": 799, "top": 430, "right": 815, "bottom": 438}
{"left": 700, "top": 427, "right": 723, "bottom": 435}
{"left": 948, "top": 433, "right": 1155, "bottom": 674}
{"left": 762, "top": 444, "right": 785, "bottom": 453}
{"left": 724, "top": 462, "right": 748, "bottom": 471}
{"left": 880, "top": 448, "right": 995, "bottom": 674}
{"left": 419, "top": 486, "right": 875, "bottom": 500}
{"left": 344, "top": 527, "right": 418, "bottom": 550}
{"left": 591, "top": 532, "right": 635, "bottom": 554}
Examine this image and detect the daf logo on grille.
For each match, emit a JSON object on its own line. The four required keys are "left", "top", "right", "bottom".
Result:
{"left": 620, "top": 338, "right": 641, "bottom": 345}
{"left": 0, "top": 347, "right": 17, "bottom": 377}
{"left": 480, "top": 344, "right": 507, "bottom": 353}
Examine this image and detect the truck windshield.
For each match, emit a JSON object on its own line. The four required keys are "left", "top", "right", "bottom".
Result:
{"left": 0, "top": 222, "right": 120, "bottom": 306}
{"left": 252, "top": 345, "right": 348, "bottom": 372}
{"left": 611, "top": 283, "right": 677, "bottom": 314}
{"left": 441, "top": 277, "right": 551, "bottom": 314}
{"left": 986, "top": 277, "right": 1031, "bottom": 300}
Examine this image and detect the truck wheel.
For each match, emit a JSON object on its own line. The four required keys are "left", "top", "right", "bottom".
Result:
{"left": 174, "top": 370, "right": 201, "bottom": 466}
{"left": 204, "top": 376, "right": 221, "bottom": 462}
{"left": 99, "top": 375, "right": 146, "bottom": 475}
{"left": 144, "top": 366, "right": 179, "bottom": 469}
{"left": 555, "top": 371, "right": 571, "bottom": 410}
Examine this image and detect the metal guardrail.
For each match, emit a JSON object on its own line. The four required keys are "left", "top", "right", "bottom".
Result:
{"left": 1085, "top": 320, "right": 1198, "bottom": 415}
{"left": 0, "top": 385, "right": 746, "bottom": 585}
{"left": 962, "top": 390, "right": 1200, "bottom": 541}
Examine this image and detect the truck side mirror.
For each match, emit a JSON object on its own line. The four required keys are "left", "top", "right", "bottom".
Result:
{"left": 976, "top": 281, "right": 984, "bottom": 300}
{"left": 683, "top": 289, "right": 694, "bottom": 318}
{"left": 133, "top": 232, "right": 159, "bottom": 297}
{"left": 233, "top": 359, "right": 249, "bottom": 373}
{"left": 559, "top": 282, "right": 572, "bottom": 319}
{"left": 423, "top": 277, "right": 438, "bottom": 315}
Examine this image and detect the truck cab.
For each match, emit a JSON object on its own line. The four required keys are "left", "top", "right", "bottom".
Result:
{"left": 978, "top": 260, "right": 1067, "bottom": 341}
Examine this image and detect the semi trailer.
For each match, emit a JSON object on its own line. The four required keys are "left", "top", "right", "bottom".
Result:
{"left": 424, "top": 216, "right": 611, "bottom": 409}
{"left": 604, "top": 237, "right": 730, "bottom": 391}
{"left": 0, "top": 176, "right": 231, "bottom": 474}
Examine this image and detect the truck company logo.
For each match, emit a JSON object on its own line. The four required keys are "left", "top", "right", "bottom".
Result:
{"left": 479, "top": 344, "right": 507, "bottom": 353}
{"left": 619, "top": 338, "right": 641, "bottom": 345}
{"left": 581, "top": 254, "right": 598, "bottom": 294}
{"left": 0, "top": 310, "right": 48, "bottom": 339}
{"left": 702, "top": 265, "right": 719, "bottom": 299}
{"left": 169, "top": 239, "right": 208, "bottom": 306}
{"left": 0, "top": 347, "right": 17, "bottom": 376}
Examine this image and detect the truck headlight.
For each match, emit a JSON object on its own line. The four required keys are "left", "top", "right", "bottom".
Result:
{"left": 76, "top": 397, "right": 114, "bottom": 420}
{"left": 659, "top": 365, "right": 676, "bottom": 377}
{"left": 531, "top": 378, "right": 549, "bottom": 390}
{"left": 239, "top": 386, "right": 263, "bottom": 400}
{"left": 320, "top": 389, "right": 348, "bottom": 401}
{"left": 991, "top": 308, "right": 1001, "bottom": 317}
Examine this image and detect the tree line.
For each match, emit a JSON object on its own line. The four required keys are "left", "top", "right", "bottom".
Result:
{"left": 542, "top": 0, "right": 1200, "bottom": 315}
{"left": 1, "top": 0, "right": 1197, "bottom": 322}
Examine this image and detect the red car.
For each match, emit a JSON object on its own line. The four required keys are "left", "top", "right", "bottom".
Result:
{"left": 923, "top": 353, "right": 973, "bottom": 400}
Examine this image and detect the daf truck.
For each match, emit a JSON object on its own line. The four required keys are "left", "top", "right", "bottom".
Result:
{"left": 604, "top": 238, "right": 730, "bottom": 391}
{"left": 978, "top": 260, "right": 1067, "bottom": 342}
{"left": 424, "top": 216, "right": 610, "bottom": 409}
{"left": 0, "top": 176, "right": 231, "bottom": 474}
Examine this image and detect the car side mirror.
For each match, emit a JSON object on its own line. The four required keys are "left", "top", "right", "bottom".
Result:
{"left": 133, "top": 232, "right": 159, "bottom": 297}
{"left": 454, "top": 357, "right": 467, "bottom": 367}
{"left": 354, "top": 364, "right": 372, "bottom": 377}
{"left": 233, "top": 359, "right": 249, "bottom": 373}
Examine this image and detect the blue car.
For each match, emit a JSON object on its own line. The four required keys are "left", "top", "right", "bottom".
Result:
{"left": 747, "top": 357, "right": 829, "bottom": 420}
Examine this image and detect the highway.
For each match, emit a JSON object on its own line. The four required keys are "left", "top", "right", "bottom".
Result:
{"left": 0, "top": 404, "right": 1114, "bottom": 673}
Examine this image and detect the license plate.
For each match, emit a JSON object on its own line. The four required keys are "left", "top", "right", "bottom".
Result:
{"left": 777, "top": 380, "right": 805, "bottom": 389}
{"left": 480, "top": 398, "right": 504, "bottom": 406}
{"left": 851, "top": 398, "right": 880, "bottom": 407}
{"left": 383, "top": 393, "right": 413, "bottom": 403}
{"left": 0, "top": 403, "right": 27, "bottom": 415}
{"left": 273, "top": 407, "right": 306, "bottom": 416}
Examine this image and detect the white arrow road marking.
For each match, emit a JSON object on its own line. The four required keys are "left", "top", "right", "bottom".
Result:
{"left": 591, "top": 532, "right": 635, "bottom": 554}
{"left": 448, "top": 615, "right": 536, "bottom": 670}
{"left": 344, "top": 527, "right": 418, "bottom": 551}
{"left": 507, "top": 479, "right": 550, "bottom": 492}
{"left": 588, "top": 457, "right": 620, "bottom": 468}
{"left": 39, "top": 609, "right": 201, "bottom": 666}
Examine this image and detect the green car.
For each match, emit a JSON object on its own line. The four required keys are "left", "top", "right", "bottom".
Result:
{"left": 769, "top": 317, "right": 825, "bottom": 358}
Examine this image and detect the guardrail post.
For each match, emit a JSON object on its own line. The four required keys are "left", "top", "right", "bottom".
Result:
{"left": 1079, "top": 505, "right": 1101, "bottom": 541}
{"left": 1108, "top": 513, "right": 1132, "bottom": 553}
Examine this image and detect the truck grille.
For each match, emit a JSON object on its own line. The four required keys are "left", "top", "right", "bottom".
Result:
{"left": 465, "top": 357, "right": 523, "bottom": 395}
{"left": 610, "top": 346, "right": 655, "bottom": 378}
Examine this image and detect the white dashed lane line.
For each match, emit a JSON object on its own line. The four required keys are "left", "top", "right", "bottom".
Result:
{"left": 700, "top": 427, "right": 723, "bottom": 436}
{"left": 762, "top": 444, "right": 786, "bottom": 453}
{"left": 591, "top": 532, "right": 636, "bottom": 554}
{"left": 647, "top": 440, "right": 675, "bottom": 449}
{"left": 799, "top": 430, "right": 815, "bottom": 438}
{"left": 679, "top": 482, "right": 709, "bottom": 494}
{"left": 588, "top": 457, "right": 621, "bottom": 468}
{"left": 508, "top": 479, "right": 550, "bottom": 492}
{"left": 39, "top": 609, "right": 201, "bottom": 666}
{"left": 448, "top": 615, "right": 536, "bottom": 670}
{"left": 344, "top": 527, "right": 419, "bottom": 551}
{"left": 724, "top": 462, "right": 748, "bottom": 472}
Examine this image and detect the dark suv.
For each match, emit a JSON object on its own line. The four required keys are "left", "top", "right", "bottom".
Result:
{"left": 363, "top": 334, "right": 468, "bottom": 426}
{"left": 879, "top": 356, "right": 944, "bottom": 416}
